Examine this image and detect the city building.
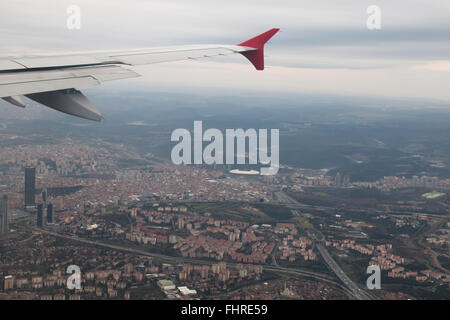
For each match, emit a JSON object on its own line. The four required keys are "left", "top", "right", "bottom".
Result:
{"left": 25, "top": 167, "right": 36, "bottom": 209}
{"left": 343, "top": 175, "right": 350, "bottom": 186}
{"left": 42, "top": 189, "right": 47, "bottom": 205}
{"left": 47, "top": 203, "right": 53, "bottom": 224}
{"left": 37, "top": 204, "right": 43, "bottom": 227}
{"left": 178, "top": 286, "right": 197, "bottom": 296}
{"left": 4, "top": 275, "right": 14, "bottom": 290}
{"left": 0, "top": 195, "right": 7, "bottom": 234}
{"left": 157, "top": 279, "right": 175, "bottom": 291}
{"left": 335, "top": 172, "right": 342, "bottom": 187}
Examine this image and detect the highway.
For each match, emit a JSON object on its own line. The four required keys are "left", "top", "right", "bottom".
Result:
{"left": 37, "top": 228, "right": 356, "bottom": 299}
{"left": 276, "top": 190, "right": 376, "bottom": 300}
{"left": 315, "top": 243, "right": 373, "bottom": 300}
{"left": 25, "top": 189, "right": 376, "bottom": 300}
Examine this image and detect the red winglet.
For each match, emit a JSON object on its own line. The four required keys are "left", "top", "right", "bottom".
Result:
{"left": 237, "top": 28, "right": 279, "bottom": 70}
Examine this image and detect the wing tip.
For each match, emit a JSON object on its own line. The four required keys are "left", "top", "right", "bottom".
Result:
{"left": 237, "top": 28, "right": 280, "bottom": 70}
{"left": 237, "top": 28, "right": 280, "bottom": 49}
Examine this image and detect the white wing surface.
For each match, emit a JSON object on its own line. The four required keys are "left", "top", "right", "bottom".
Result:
{"left": 0, "top": 29, "right": 279, "bottom": 121}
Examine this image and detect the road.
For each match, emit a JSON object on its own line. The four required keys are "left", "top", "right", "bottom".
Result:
{"left": 276, "top": 190, "right": 376, "bottom": 300}
{"left": 315, "top": 243, "right": 373, "bottom": 300}
{"left": 27, "top": 190, "right": 376, "bottom": 300}
{"left": 37, "top": 228, "right": 356, "bottom": 299}
{"left": 306, "top": 227, "right": 374, "bottom": 300}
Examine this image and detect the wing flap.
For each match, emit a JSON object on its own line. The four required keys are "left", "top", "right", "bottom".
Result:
{"left": 11, "top": 55, "right": 102, "bottom": 69}
{"left": 0, "top": 60, "right": 26, "bottom": 71}
{"left": 26, "top": 89, "right": 102, "bottom": 121}
{"left": 0, "top": 65, "right": 139, "bottom": 98}
{"left": 0, "top": 76, "right": 99, "bottom": 97}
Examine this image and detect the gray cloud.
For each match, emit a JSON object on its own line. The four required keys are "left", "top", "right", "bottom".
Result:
{"left": 0, "top": 0, "right": 449, "bottom": 102}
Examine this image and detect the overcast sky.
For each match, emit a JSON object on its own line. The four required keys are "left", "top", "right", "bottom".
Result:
{"left": 1, "top": 0, "right": 449, "bottom": 102}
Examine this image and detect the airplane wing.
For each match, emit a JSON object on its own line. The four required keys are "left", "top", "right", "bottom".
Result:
{"left": 0, "top": 28, "right": 279, "bottom": 121}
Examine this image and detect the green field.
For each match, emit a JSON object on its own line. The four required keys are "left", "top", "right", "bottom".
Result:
{"left": 422, "top": 191, "right": 446, "bottom": 199}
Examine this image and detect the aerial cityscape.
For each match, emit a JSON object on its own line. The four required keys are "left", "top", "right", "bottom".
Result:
{"left": 0, "top": 92, "right": 449, "bottom": 301}
{"left": 0, "top": 0, "right": 449, "bottom": 307}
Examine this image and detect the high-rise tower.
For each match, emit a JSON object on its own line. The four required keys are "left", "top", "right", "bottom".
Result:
{"left": 0, "top": 195, "right": 8, "bottom": 233}
{"left": 46, "top": 203, "right": 53, "bottom": 224}
{"left": 37, "top": 204, "right": 43, "bottom": 227}
{"left": 25, "top": 167, "right": 36, "bottom": 209}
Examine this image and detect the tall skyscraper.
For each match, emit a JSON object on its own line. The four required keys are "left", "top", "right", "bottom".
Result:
{"left": 25, "top": 167, "right": 36, "bottom": 209}
{"left": 46, "top": 203, "right": 53, "bottom": 224}
{"left": 343, "top": 175, "right": 350, "bottom": 187}
{"left": 37, "top": 204, "right": 43, "bottom": 227}
{"left": 42, "top": 189, "right": 47, "bottom": 204}
{"left": 42, "top": 189, "right": 48, "bottom": 223}
{"left": 335, "top": 172, "right": 342, "bottom": 187}
{"left": 0, "top": 195, "right": 8, "bottom": 234}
